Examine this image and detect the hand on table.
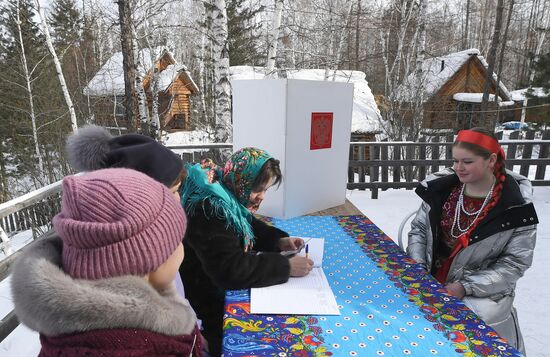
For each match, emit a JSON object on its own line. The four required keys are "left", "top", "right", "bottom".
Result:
{"left": 445, "top": 281, "right": 466, "bottom": 299}
{"left": 288, "top": 256, "right": 314, "bottom": 277}
{"left": 278, "top": 237, "right": 305, "bottom": 252}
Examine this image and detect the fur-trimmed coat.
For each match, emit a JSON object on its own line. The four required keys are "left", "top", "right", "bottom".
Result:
{"left": 11, "top": 233, "right": 204, "bottom": 356}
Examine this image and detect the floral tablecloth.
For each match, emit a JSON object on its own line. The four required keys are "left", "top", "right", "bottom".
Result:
{"left": 222, "top": 215, "right": 521, "bottom": 357}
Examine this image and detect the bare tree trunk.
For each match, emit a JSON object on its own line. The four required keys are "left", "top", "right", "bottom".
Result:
{"left": 331, "top": 1, "right": 354, "bottom": 81}
{"left": 34, "top": 0, "right": 78, "bottom": 132}
{"left": 495, "top": 0, "right": 514, "bottom": 123}
{"left": 210, "top": 0, "right": 231, "bottom": 142}
{"left": 464, "top": 0, "right": 470, "bottom": 49}
{"left": 116, "top": 0, "right": 137, "bottom": 131}
{"left": 480, "top": 0, "right": 504, "bottom": 122}
{"left": 412, "top": 0, "right": 427, "bottom": 140}
{"left": 527, "top": 0, "right": 550, "bottom": 85}
{"left": 198, "top": 6, "right": 208, "bottom": 124}
{"left": 266, "top": 0, "right": 284, "bottom": 75}
{"left": 16, "top": 0, "right": 44, "bottom": 178}
{"left": 133, "top": 29, "right": 151, "bottom": 132}
{"left": 355, "top": 0, "right": 361, "bottom": 70}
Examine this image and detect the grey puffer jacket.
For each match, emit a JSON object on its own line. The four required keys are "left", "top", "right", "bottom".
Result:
{"left": 407, "top": 168, "right": 538, "bottom": 354}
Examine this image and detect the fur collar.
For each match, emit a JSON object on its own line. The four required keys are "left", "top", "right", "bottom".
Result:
{"left": 11, "top": 233, "right": 197, "bottom": 337}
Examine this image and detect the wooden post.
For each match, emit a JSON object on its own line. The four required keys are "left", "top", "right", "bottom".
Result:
{"left": 418, "top": 137, "right": 427, "bottom": 181}
{"left": 405, "top": 145, "right": 414, "bottom": 187}
{"left": 370, "top": 144, "right": 380, "bottom": 199}
{"left": 506, "top": 131, "right": 520, "bottom": 170}
{"left": 348, "top": 145, "right": 354, "bottom": 183}
{"left": 431, "top": 136, "right": 440, "bottom": 174}
{"left": 393, "top": 145, "right": 401, "bottom": 183}
{"left": 358, "top": 144, "right": 365, "bottom": 185}
{"left": 381, "top": 145, "right": 388, "bottom": 190}
{"left": 535, "top": 130, "right": 550, "bottom": 180}
{"left": 520, "top": 130, "right": 535, "bottom": 177}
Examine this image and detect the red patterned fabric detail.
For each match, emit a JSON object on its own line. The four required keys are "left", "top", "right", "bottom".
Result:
{"left": 435, "top": 185, "right": 485, "bottom": 271}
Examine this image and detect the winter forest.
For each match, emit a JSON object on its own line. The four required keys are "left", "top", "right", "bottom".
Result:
{"left": 0, "top": 0, "right": 549, "bottom": 202}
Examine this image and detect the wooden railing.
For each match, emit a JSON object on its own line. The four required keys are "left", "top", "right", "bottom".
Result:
{"left": 348, "top": 130, "right": 550, "bottom": 198}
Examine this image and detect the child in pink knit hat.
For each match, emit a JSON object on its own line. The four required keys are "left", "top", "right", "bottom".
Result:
{"left": 10, "top": 168, "right": 205, "bottom": 356}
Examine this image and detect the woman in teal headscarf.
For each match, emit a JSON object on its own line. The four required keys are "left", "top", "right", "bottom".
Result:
{"left": 178, "top": 147, "right": 313, "bottom": 357}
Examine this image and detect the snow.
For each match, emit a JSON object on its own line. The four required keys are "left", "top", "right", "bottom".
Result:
{"left": 453, "top": 92, "right": 502, "bottom": 103}
{"left": 1, "top": 186, "right": 549, "bottom": 356}
{"left": 229, "top": 66, "right": 382, "bottom": 133}
{"left": 510, "top": 87, "right": 550, "bottom": 101}
{"left": 162, "top": 129, "right": 214, "bottom": 148}
{"left": 396, "top": 48, "right": 511, "bottom": 102}
{"left": 83, "top": 48, "right": 198, "bottom": 96}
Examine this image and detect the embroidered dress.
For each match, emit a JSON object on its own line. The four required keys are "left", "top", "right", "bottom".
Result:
{"left": 433, "top": 185, "right": 485, "bottom": 273}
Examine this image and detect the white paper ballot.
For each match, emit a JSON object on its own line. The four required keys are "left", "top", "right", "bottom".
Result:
{"left": 251, "top": 237, "right": 339, "bottom": 315}
{"left": 250, "top": 268, "right": 340, "bottom": 315}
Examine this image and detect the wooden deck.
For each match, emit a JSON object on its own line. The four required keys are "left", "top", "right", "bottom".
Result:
{"left": 306, "top": 199, "right": 363, "bottom": 216}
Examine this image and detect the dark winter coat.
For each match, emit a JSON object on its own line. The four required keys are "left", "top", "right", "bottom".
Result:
{"left": 11, "top": 233, "right": 204, "bottom": 357}
{"left": 179, "top": 200, "right": 290, "bottom": 356}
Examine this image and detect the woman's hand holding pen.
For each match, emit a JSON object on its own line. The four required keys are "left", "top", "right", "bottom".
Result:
{"left": 288, "top": 256, "right": 314, "bottom": 277}
{"left": 278, "top": 237, "right": 305, "bottom": 251}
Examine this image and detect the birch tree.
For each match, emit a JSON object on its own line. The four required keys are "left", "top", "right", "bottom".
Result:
{"left": 33, "top": 0, "right": 78, "bottom": 132}
{"left": 209, "top": 0, "right": 232, "bottom": 142}
{"left": 15, "top": 0, "right": 45, "bottom": 178}
{"left": 266, "top": 0, "right": 283, "bottom": 75}
{"left": 116, "top": 0, "right": 138, "bottom": 131}
{"left": 480, "top": 0, "right": 504, "bottom": 121}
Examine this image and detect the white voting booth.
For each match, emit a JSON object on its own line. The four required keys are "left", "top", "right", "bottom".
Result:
{"left": 232, "top": 79, "right": 354, "bottom": 219}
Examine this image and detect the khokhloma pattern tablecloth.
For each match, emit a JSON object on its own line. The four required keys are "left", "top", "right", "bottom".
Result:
{"left": 222, "top": 215, "right": 521, "bottom": 357}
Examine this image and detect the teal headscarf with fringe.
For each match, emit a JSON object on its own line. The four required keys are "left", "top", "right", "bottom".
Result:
{"left": 180, "top": 147, "right": 273, "bottom": 248}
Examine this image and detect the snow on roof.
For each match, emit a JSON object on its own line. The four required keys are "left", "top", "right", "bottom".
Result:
{"left": 509, "top": 87, "right": 550, "bottom": 101}
{"left": 163, "top": 129, "right": 214, "bottom": 148}
{"left": 453, "top": 92, "right": 502, "bottom": 103}
{"left": 84, "top": 48, "right": 198, "bottom": 96}
{"left": 395, "top": 48, "right": 511, "bottom": 102}
{"left": 229, "top": 66, "right": 382, "bottom": 133}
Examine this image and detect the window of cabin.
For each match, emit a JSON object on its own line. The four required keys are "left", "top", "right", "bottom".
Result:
{"left": 456, "top": 102, "right": 474, "bottom": 130}
{"left": 114, "top": 96, "right": 126, "bottom": 118}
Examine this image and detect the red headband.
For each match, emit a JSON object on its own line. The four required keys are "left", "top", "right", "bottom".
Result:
{"left": 455, "top": 130, "right": 505, "bottom": 159}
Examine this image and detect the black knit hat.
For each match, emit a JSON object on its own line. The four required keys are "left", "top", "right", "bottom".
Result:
{"left": 66, "top": 125, "right": 183, "bottom": 188}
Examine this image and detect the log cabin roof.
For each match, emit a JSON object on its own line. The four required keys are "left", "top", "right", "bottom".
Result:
{"left": 83, "top": 48, "right": 198, "bottom": 97}
{"left": 394, "top": 48, "right": 511, "bottom": 103}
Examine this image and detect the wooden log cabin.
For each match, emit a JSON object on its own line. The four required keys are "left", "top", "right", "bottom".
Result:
{"left": 394, "top": 49, "right": 515, "bottom": 132}
{"left": 84, "top": 49, "right": 199, "bottom": 132}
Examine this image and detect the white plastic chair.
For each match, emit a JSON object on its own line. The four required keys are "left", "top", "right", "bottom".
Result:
{"left": 397, "top": 210, "right": 417, "bottom": 251}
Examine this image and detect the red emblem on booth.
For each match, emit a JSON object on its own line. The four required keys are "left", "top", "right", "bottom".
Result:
{"left": 310, "top": 112, "right": 333, "bottom": 150}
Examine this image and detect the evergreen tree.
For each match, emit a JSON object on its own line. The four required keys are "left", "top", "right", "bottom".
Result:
{"left": 226, "top": 0, "right": 264, "bottom": 66}
{"left": 531, "top": 52, "right": 550, "bottom": 93}
{"left": 49, "top": 0, "right": 82, "bottom": 51}
{"left": 0, "top": 0, "right": 71, "bottom": 196}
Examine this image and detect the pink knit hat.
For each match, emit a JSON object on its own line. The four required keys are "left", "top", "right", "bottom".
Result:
{"left": 53, "top": 168, "right": 187, "bottom": 280}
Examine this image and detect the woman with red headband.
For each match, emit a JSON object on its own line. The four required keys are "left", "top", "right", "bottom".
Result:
{"left": 407, "top": 127, "right": 538, "bottom": 354}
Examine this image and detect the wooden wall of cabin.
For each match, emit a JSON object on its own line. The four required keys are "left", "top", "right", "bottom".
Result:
{"left": 90, "top": 96, "right": 129, "bottom": 129}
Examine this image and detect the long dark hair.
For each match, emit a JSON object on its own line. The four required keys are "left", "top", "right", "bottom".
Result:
{"left": 252, "top": 158, "right": 282, "bottom": 192}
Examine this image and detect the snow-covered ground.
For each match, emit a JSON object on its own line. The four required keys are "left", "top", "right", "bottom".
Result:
{"left": 1, "top": 187, "right": 548, "bottom": 356}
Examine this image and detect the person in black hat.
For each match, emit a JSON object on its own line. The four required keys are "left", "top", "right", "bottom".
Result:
{"left": 65, "top": 125, "right": 186, "bottom": 199}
